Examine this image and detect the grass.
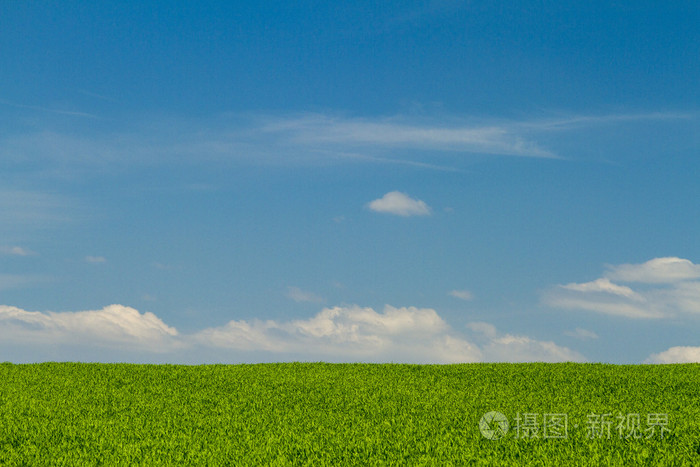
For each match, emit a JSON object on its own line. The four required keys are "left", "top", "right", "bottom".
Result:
{"left": 0, "top": 362, "right": 698, "bottom": 465}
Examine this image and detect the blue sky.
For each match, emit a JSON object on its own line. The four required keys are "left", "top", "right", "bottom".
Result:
{"left": 1, "top": 1, "right": 699, "bottom": 364}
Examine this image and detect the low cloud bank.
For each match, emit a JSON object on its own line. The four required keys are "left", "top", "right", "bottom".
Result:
{"left": 645, "top": 346, "right": 700, "bottom": 364}
{"left": 0, "top": 304, "right": 583, "bottom": 363}
{"left": 0, "top": 304, "right": 180, "bottom": 352}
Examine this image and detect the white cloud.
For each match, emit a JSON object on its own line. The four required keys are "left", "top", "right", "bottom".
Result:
{"left": 286, "top": 286, "right": 324, "bottom": 303}
{"left": 544, "top": 257, "right": 700, "bottom": 319}
{"left": 449, "top": 289, "right": 474, "bottom": 301}
{"left": 564, "top": 328, "right": 599, "bottom": 340}
{"left": 483, "top": 334, "right": 585, "bottom": 363}
{"left": 194, "top": 305, "right": 476, "bottom": 363}
{"left": 0, "top": 304, "right": 181, "bottom": 351}
{"left": 645, "top": 346, "right": 700, "bottom": 364}
{"left": 0, "top": 302, "right": 585, "bottom": 363}
{"left": 544, "top": 295, "right": 662, "bottom": 319}
{"left": 605, "top": 257, "right": 700, "bottom": 284}
{"left": 367, "top": 191, "right": 431, "bottom": 217}
{"left": 85, "top": 256, "right": 107, "bottom": 264}
{"left": 465, "top": 321, "right": 585, "bottom": 362}
{"left": 560, "top": 278, "right": 641, "bottom": 299}
{"left": 194, "top": 305, "right": 583, "bottom": 363}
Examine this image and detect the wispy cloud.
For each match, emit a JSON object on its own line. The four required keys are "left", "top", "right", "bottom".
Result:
{"left": 0, "top": 189, "right": 74, "bottom": 225}
{"left": 544, "top": 257, "right": 700, "bottom": 319}
{"left": 77, "top": 89, "right": 119, "bottom": 103}
{"left": 465, "top": 322, "right": 498, "bottom": 338}
{"left": 0, "top": 189, "right": 79, "bottom": 245}
{"left": 152, "top": 262, "right": 181, "bottom": 272}
{"left": 261, "top": 113, "right": 557, "bottom": 158}
{"left": 367, "top": 191, "right": 431, "bottom": 217}
{"left": 564, "top": 328, "right": 599, "bottom": 340}
{"left": 328, "top": 151, "right": 464, "bottom": 172}
{"left": 2, "top": 110, "right": 692, "bottom": 178}
{"left": 85, "top": 256, "right": 107, "bottom": 264}
{"left": 0, "top": 246, "right": 37, "bottom": 256}
{"left": 0, "top": 99, "right": 98, "bottom": 118}
{"left": 449, "top": 290, "right": 474, "bottom": 301}
{"left": 559, "top": 277, "right": 640, "bottom": 298}
{"left": 518, "top": 111, "right": 694, "bottom": 131}
{"left": 286, "top": 286, "right": 324, "bottom": 303}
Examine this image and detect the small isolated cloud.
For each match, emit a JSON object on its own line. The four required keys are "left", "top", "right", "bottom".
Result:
{"left": 367, "top": 191, "right": 431, "bottom": 217}
{"left": 449, "top": 290, "right": 473, "bottom": 301}
{"left": 544, "top": 257, "right": 700, "bottom": 319}
{"left": 286, "top": 286, "right": 324, "bottom": 303}
{"left": 85, "top": 256, "right": 107, "bottom": 264}
{"left": 564, "top": 328, "right": 599, "bottom": 340}
{"left": 0, "top": 246, "right": 37, "bottom": 256}
{"left": 0, "top": 304, "right": 181, "bottom": 352}
{"left": 645, "top": 346, "right": 700, "bottom": 364}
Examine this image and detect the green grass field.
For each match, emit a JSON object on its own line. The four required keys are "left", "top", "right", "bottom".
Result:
{"left": 1, "top": 362, "right": 698, "bottom": 465}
